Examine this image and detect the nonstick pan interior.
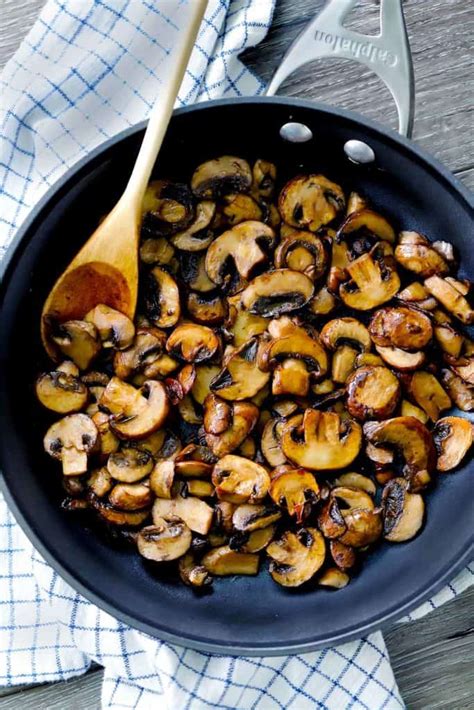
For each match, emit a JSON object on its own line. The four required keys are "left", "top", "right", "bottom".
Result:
{"left": 1, "top": 98, "right": 473, "bottom": 654}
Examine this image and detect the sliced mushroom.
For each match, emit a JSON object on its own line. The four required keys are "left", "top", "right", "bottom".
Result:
{"left": 272, "top": 359, "right": 311, "bottom": 396}
{"left": 231, "top": 524, "right": 277, "bottom": 553}
{"left": 87, "top": 467, "right": 113, "bottom": 498}
{"left": 441, "top": 368, "right": 474, "bottom": 412}
{"left": 278, "top": 174, "right": 345, "bottom": 231}
{"left": 109, "top": 483, "right": 153, "bottom": 511}
{"left": 433, "top": 416, "right": 473, "bottom": 471}
{"left": 202, "top": 545, "right": 259, "bottom": 576}
{"left": 238, "top": 436, "right": 257, "bottom": 459}
{"left": 397, "top": 281, "right": 437, "bottom": 311}
{"left": 210, "top": 337, "right": 270, "bottom": 401}
{"left": 339, "top": 249, "right": 400, "bottom": 310}
{"left": 375, "top": 345, "right": 426, "bottom": 371}
{"left": 170, "top": 201, "right": 216, "bottom": 251}
{"left": 321, "top": 317, "right": 372, "bottom": 354}
{"left": 107, "top": 447, "right": 154, "bottom": 483}
{"left": 400, "top": 400, "right": 428, "bottom": 424}
{"left": 434, "top": 322, "right": 464, "bottom": 358}
{"left": 408, "top": 371, "right": 451, "bottom": 421}
{"left": 308, "top": 286, "right": 337, "bottom": 315}
{"left": 50, "top": 320, "right": 101, "bottom": 370}
{"left": 44, "top": 414, "right": 98, "bottom": 476}
{"left": 260, "top": 323, "right": 328, "bottom": 379}
{"left": 166, "top": 323, "right": 220, "bottom": 363}
{"left": 178, "top": 552, "right": 213, "bottom": 587}
{"left": 204, "top": 395, "right": 258, "bottom": 457}
{"left": 334, "top": 472, "right": 376, "bottom": 496}
{"left": 267, "top": 528, "right": 326, "bottom": 587}
{"left": 212, "top": 454, "right": 270, "bottom": 503}
{"left": 137, "top": 518, "right": 192, "bottom": 561}
{"left": 142, "top": 180, "right": 194, "bottom": 236}
{"left": 149, "top": 460, "right": 175, "bottom": 498}
{"left": 240, "top": 269, "right": 314, "bottom": 318}
{"left": 143, "top": 266, "right": 180, "bottom": 328}
{"left": 337, "top": 209, "right": 396, "bottom": 252}
{"left": 90, "top": 495, "right": 150, "bottom": 526}
{"left": 91, "top": 410, "right": 120, "bottom": 458}
{"left": 177, "top": 395, "right": 203, "bottom": 425}
{"left": 183, "top": 480, "right": 214, "bottom": 498}
{"left": 395, "top": 231, "right": 449, "bottom": 277}
{"left": 180, "top": 252, "right": 216, "bottom": 292}
{"left": 252, "top": 159, "right": 276, "bottom": 199}
{"left": 329, "top": 540, "right": 357, "bottom": 570}
{"left": 369, "top": 307, "right": 432, "bottom": 351}
{"left": 113, "top": 327, "right": 177, "bottom": 381}
{"left": 231, "top": 503, "right": 282, "bottom": 532}
{"left": 205, "top": 220, "right": 275, "bottom": 288}
{"left": 281, "top": 409, "right": 362, "bottom": 471}
{"left": 346, "top": 191, "right": 367, "bottom": 216}
{"left": 36, "top": 371, "right": 88, "bottom": 414}
{"left": 100, "top": 377, "right": 169, "bottom": 440}
{"left": 339, "top": 508, "right": 383, "bottom": 548}
{"left": 364, "top": 416, "right": 435, "bottom": 483}
{"left": 424, "top": 275, "right": 473, "bottom": 324}
{"left": 261, "top": 417, "right": 287, "bottom": 467}
{"left": 318, "top": 568, "right": 350, "bottom": 589}
{"left": 222, "top": 193, "right": 263, "bottom": 225}
{"left": 57, "top": 360, "right": 80, "bottom": 377}
{"left": 317, "top": 498, "right": 347, "bottom": 538}
{"left": 274, "top": 230, "right": 327, "bottom": 280}
{"left": 85, "top": 304, "right": 135, "bottom": 350}
{"left": 187, "top": 291, "right": 227, "bottom": 325}
{"left": 382, "top": 478, "right": 424, "bottom": 542}
{"left": 270, "top": 468, "right": 320, "bottom": 522}
{"left": 346, "top": 366, "right": 400, "bottom": 421}
{"left": 140, "top": 236, "right": 175, "bottom": 265}
{"left": 153, "top": 495, "right": 214, "bottom": 535}
{"left": 191, "top": 156, "right": 252, "bottom": 199}
{"left": 226, "top": 294, "right": 268, "bottom": 346}
{"left": 191, "top": 364, "right": 221, "bottom": 405}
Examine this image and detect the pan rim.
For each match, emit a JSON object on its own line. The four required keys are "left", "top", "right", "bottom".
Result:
{"left": 1, "top": 96, "right": 473, "bottom": 655}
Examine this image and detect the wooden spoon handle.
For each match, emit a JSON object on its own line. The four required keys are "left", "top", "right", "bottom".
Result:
{"left": 122, "top": 0, "right": 208, "bottom": 212}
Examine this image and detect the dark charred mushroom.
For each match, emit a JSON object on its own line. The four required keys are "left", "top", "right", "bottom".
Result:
{"left": 278, "top": 174, "right": 345, "bottom": 232}
{"left": 166, "top": 323, "right": 220, "bottom": 363}
{"left": 89, "top": 495, "right": 149, "bottom": 527}
{"left": 143, "top": 266, "right": 180, "bottom": 328}
{"left": 140, "top": 236, "right": 175, "bottom": 265}
{"left": 180, "top": 252, "right": 216, "bottom": 292}
{"left": 222, "top": 193, "right": 263, "bottom": 225}
{"left": 440, "top": 369, "right": 474, "bottom": 412}
{"left": 329, "top": 540, "right": 357, "bottom": 570}
{"left": 337, "top": 208, "right": 395, "bottom": 256}
{"left": 100, "top": 377, "right": 169, "bottom": 439}
{"left": 281, "top": 409, "right": 362, "bottom": 471}
{"left": 433, "top": 416, "right": 473, "bottom": 471}
{"left": 346, "top": 366, "right": 401, "bottom": 421}
{"left": 382, "top": 478, "right": 424, "bottom": 542}
{"left": 252, "top": 159, "right": 276, "bottom": 199}
{"left": 395, "top": 231, "right": 449, "bottom": 278}
{"left": 36, "top": 371, "right": 88, "bottom": 414}
{"left": 44, "top": 414, "right": 98, "bottom": 476}
{"left": 191, "top": 156, "right": 252, "bottom": 199}
{"left": 142, "top": 180, "right": 194, "bottom": 237}
{"left": 240, "top": 269, "right": 314, "bottom": 318}
{"left": 137, "top": 518, "right": 192, "bottom": 561}
{"left": 212, "top": 454, "right": 270, "bottom": 503}
{"left": 85, "top": 304, "right": 135, "bottom": 350}
{"left": 267, "top": 527, "right": 326, "bottom": 587}
{"left": 87, "top": 467, "right": 113, "bottom": 498}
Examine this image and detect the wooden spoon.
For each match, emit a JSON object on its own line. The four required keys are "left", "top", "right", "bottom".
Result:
{"left": 41, "top": 0, "right": 207, "bottom": 357}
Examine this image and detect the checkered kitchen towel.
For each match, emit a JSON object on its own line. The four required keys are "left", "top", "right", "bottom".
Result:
{"left": 0, "top": 1, "right": 472, "bottom": 708}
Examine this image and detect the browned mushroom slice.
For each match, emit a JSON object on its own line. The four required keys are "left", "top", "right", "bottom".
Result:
{"left": 153, "top": 495, "right": 214, "bottom": 535}
{"left": 166, "top": 323, "right": 220, "bottom": 363}
{"left": 318, "top": 568, "right": 350, "bottom": 589}
{"left": 321, "top": 317, "right": 372, "bottom": 354}
{"left": 267, "top": 528, "right": 326, "bottom": 587}
{"left": 337, "top": 209, "right": 396, "bottom": 251}
{"left": 240, "top": 269, "right": 314, "bottom": 318}
{"left": 107, "top": 447, "right": 154, "bottom": 483}
{"left": 57, "top": 360, "right": 80, "bottom": 377}
{"left": 210, "top": 338, "right": 270, "bottom": 401}
{"left": 334, "top": 473, "right": 376, "bottom": 496}
{"left": 424, "top": 275, "right": 473, "bottom": 324}
{"left": 142, "top": 180, "right": 194, "bottom": 236}
{"left": 363, "top": 416, "right": 435, "bottom": 483}
{"left": 44, "top": 414, "right": 98, "bottom": 476}
{"left": 231, "top": 525, "right": 277, "bottom": 553}
{"left": 170, "top": 201, "right": 216, "bottom": 251}
{"left": 109, "top": 483, "right": 153, "bottom": 511}
{"left": 204, "top": 396, "right": 258, "bottom": 457}
{"left": 339, "top": 249, "right": 400, "bottom": 310}
{"left": 212, "top": 454, "right": 270, "bottom": 504}
{"left": 90, "top": 494, "right": 150, "bottom": 526}
{"left": 36, "top": 371, "right": 88, "bottom": 414}
{"left": 434, "top": 322, "right": 464, "bottom": 358}
{"left": 274, "top": 231, "right": 327, "bottom": 280}
{"left": 354, "top": 353, "right": 383, "bottom": 368}
{"left": 346, "top": 366, "right": 400, "bottom": 421}
{"left": 339, "top": 508, "right": 383, "bottom": 548}
{"left": 278, "top": 174, "right": 345, "bottom": 231}
{"left": 395, "top": 231, "right": 449, "bottom": 278}
{"left": 183, "top": 480, "right": 214, "bottom": 498}
{"left": 91, "top": 410, "right": 120, "bottom": 458}
{"left": 397, "top": 281, "right": 437, "bottom": 311}
{"left": 87, "top": 467, "right": 113, "bottom": 497}
{"left": 187, "top": 292, "right": 227, "bottom": 325}
{"left": 441, "top": 368, "right": 474, "bottom": 411}
{"left": 261, "top": 324, "right": 328, "bottom": 380}
{"left": 375, "top": 345, "right": 426, "bottom": 371}
{"left": 113, "top": 327, "right": 176, "bottom": 380}
{"left": 191, "top": 364, "right": 221, "bottom": 405}
{"left": 205, "top": 220, "right": 275, "bottom": 288}
{"left": 50, "top": 320, "right": 101, "bottom": 370}
{"left": 252, "top": 159, "right": 276, "bottom": 199}
{"left": 180, "top": 253, "right": 216, "bottom": 294}
{"left": 85, "top": 304, "right": 135, "bottom": 350}
{"left": 281, "top": 410, "right": 362, "bottom": 471}
{"left": 149, "top": 460, "right": 175, "bottom": 498}
{"left": 270, "top": 468, "right": 320, "bottom": 522}
{"left": 365, "top": 441, "right": 394, "bottom": 466}
{"left": 272, "top": 359, "right": 311, "bottom": 396}
{"left": 308, "top": 286, "right": 337, "bottom": 315}
{"left": 202, "top": 545, "right": 259, "bottom": 576}
{"left": 174, "top": 460, "right": 214, "bottom": 479}
{"left": 140, "top": 236, "right": 175, "bottom": 265}
{"left": 329, "top": 540, "right": 356, "bottom": 570}
{"left": 382, "top": 478, "right": 424, "bottom": 542}
{"left": 178, "top": 553, "right": 213, "bottom": 587}
{"left": 143, "top": 266, "right": 180, "bottom": 329}
{"left": 226, "top": 293, "right": 268, "bottom": 346}
{"left": 177, "top": 395, "right": 203, "bottom": 425}
{"left": 369, "top": 307, "right": 432, "bottom": 351}
{"left": 191, "top": 156, "right": 252, "bottom": 198}
{"left": 100, "top": 377, "right": 169, "bottom": 440}
{"left": 222, "top": 193, "right": 263, "bottom": 225}
{"left": 408, "top": 371, "right": 451, "bottom": 422}
{"left": 231, "top": 503, "right": 282, "bottom": 533}
{"left": 317, "top": 498, "right": 347, "bottom": 538}
{"left": 400, "top": 400, "right": 428, "bottom": 424}
{"left": 346, "top": 191, "right": 367, "bottom": 216}
{"left": 261, "top": 418, "right": 287, "bottom": 467}
{"left": 137, "top": 518, "right": 192, "bottom": 561}
{"left": 433, "top": 416, "right": 473, "bottom": 471}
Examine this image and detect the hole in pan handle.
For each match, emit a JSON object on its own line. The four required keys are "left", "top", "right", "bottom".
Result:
{"left": 266, "top": 0, "right": 415, "bottom": 138}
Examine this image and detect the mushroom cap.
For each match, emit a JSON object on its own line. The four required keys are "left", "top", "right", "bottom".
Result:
{"left": 36, "top": 371, "right": 88, "bottom": 414}
{"left": 107, "top": 447, "right": 154, "bottom": 483}
{"left": 240, "top": 269, "right": 315, "bottom": 318}
{"left": 278, "top": 174, "right": 345, "bottom": 232}
{"left": 143, "top": 266, "right": 180, "bottom": 329}
{"left": 212, "top": 454, "right": 270, "bottom": 504}
{"left": 85, "top": 304, "right": 135, "bottom": 350}
{"left": 137, "top": 519, "right": 192, "bottom": 562}
{"left": 44, "top": 413, "right": 98, "bottom": 476}
{"left": 100, "top": 377, "right": 169, "bottom": 440}
{"left": 337, "top": 208, "right": 395, "bottom": 243}
{"left": 191, "top": 156, "right": 252, "bottom": 199}
{"left": 267, "top": 527, "right": 326, "bottom": 587}
{"left": 205, "top": 220, "right": 275, "bottom": 286}
{"left": 433, "top": 415, "right": 473, "bottom": 471}
{"left": 369, "top": 307, "right": 433, "bottom": 351}
{"left": 171, "top": 201, "right": 216, "bottom": 251}
{"left": 152, "top": 495, "right": 214, "bottom": 536}
{"left": 166, "top": 323, "right": 220, "bottom": 363}
{"left": 346, "top": 366, "right": 401, "bottom": 421}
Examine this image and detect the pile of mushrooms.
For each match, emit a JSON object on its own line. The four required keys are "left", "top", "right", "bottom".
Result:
{"left": 38, "top": 155, "right": 473, "bottom": 590}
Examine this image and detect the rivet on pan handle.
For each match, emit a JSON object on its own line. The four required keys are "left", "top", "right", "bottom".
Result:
{"left": 266, "top": 0, "right": 415, "bottom": 138}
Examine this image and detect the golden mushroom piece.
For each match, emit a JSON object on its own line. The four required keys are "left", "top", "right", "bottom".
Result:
{"left": 137, "top": 518, "right": 192, "bottom": 562}
{"left": 269, "top": 468, "right": 320, "bottom": 522}
{"left": 143, "top": 266, "right": 180, "bottom": 329}
{"left": 240, "top": 269, "right": 315, "bottom": 318}
{"left": 210, "top": 337, "right": 270, "bottom": 401}
{"left": 267, "top": 528, "right": 326, "bottom": 587}
{"left": 170, "top": 201, "right": 216, "bottom": 251}
{"left": 346, "top": 366, "right": 401, "bottom": 421}
{"left": 36, "top": 370, "right": 88, "bottom": 414}
{"left": 281, "top": 410, "right": 362, "bottom": 471}
{"left": 44, "top": 413, "right": 98, "bottom": 476}
{"left": 382, "top": 478, "right": 424, "bottom": 542}
{"left": 203, "top": 394, "right": 259, "bottom": 457}
{"left": 369, "top": 307, "right": 433, "bottom": 351}
{"left": 433, "top": 416, "right": 473, "bottom": 471}
{"left": 278, "top": 174, "right": 345, "bottom": 232}
{"left": 85, "top": 304, "right": 135, "bottom": 350}
{"left": 395, "top": 231, "right": 450, "bottom": 278}
{"left": 274, "top": 230, "right": 327, "bottom": 280}
{"left": 212, "top": 454, "right": 270, "bottom": 504}
{"left": 424, "top": 275, "right": 474, "bottom": 324}
{"left": 337, "top": 208, "right": 396, "bottom": 245}
{"left": 49, "top": 319, "right": 101, "bottom": 370}
{"left": 100, "top": 377, "right": 169, "bottom": 439}
{"left": 340, "top": 247, "right": 401, "bottom": 311}
{"left": 166, "top": 323, "right": 220, "bottom": 363}
{"left": 191, "top": 156, "right": 252, "bottom": 199}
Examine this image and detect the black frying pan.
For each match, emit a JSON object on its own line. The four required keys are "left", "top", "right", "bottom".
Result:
{"left": 0, "top": 0, "right": 473, "bottom": 655}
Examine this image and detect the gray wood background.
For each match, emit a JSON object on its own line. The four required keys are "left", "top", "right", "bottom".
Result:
{"left": 1, "top": 0, "right": 473, "bottom": 708}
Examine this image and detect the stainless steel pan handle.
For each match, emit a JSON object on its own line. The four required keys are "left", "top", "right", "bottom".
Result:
{"left": 266, "top": 0, "right": 415, "bottom": 137}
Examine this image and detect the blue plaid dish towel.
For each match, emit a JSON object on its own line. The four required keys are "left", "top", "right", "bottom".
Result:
{"left": 0, "top": 1, "right": 472, "bottom": 708}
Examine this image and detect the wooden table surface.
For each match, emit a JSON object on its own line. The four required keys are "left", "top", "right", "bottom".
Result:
{"left": 0, "top": 0, "right": 473, "bottom": 708}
